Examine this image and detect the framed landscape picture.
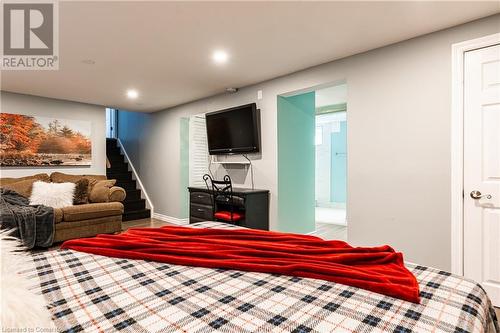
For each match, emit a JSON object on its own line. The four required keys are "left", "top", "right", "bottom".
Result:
{"left": 0, "top": 113, "right": 92, "bottom": 166}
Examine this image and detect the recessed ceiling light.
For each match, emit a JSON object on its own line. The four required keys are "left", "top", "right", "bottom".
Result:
{"left": 126, "top": 89, "right": 139, "bottom": 99}
{"left": 212, "top": 50, "right": 229, "bottom": 64}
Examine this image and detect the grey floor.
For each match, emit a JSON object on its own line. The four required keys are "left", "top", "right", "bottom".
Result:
{"left": 313, "top": 222, "right": 347, "bottom": 241}
{"left": 124, "top": 218, "right": 348, "bottom": 240}
{"left": 122, "top": 217, "right": 173, "bottom": 230}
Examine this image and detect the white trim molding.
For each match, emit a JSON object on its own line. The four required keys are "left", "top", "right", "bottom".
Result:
{"left": 153, "top": 213, "right": 189, "bottom": 226}
{"left": 116, "top": 138, "right": 155, "bottom": 216}
{"left": 450, "top": 33, "right": 500, "bottom": 276}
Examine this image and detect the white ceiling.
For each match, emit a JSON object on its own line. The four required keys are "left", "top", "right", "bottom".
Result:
{"left": 1, "top": 1, "right": 499, "bottom": 112}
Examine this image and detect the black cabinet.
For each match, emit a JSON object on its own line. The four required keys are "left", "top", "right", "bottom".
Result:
{"left": 188, "top": 187, "right": 269, "bottom": 230}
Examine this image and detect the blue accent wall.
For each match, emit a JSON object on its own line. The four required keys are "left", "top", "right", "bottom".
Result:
{"left": 116, "top": 110, "right": 151, "bottom": 176}
{"left": 330, "top": 121, "right": 347, "bottom": 203}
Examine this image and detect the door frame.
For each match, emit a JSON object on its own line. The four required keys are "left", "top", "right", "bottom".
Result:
{"left": 450, "top": 33, "right": 500, "bottom": 276}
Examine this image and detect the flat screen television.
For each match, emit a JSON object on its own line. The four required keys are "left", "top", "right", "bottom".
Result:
{"left": 206, "top": 103, "right": 260, "bottom": 155}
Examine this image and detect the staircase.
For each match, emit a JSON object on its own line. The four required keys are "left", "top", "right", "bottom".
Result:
{"left": 106, "top": 138, "right": 151, "bottom": 221}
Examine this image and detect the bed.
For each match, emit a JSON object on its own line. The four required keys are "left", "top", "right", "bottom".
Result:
{"left": 25, "top": 222, "right": 498, "bottom": 333}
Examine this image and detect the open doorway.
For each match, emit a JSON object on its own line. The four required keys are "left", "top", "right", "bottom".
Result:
{"left": 106, "top": 108, "right": 117, "bottom": 139}
{"left": 277, "top": 83, "right": 347, "bottom": 240}
{"left": 315, "top": 84, "right": 347, "bottom": 239}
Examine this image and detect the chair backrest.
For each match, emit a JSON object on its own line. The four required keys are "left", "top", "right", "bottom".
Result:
{"left": 203, "top": 174, "right": 235, "bottom": 216}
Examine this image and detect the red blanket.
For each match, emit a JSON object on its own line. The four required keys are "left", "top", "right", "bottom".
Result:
{"left": 61, "top": 226, "right": 420, "bottom": 303}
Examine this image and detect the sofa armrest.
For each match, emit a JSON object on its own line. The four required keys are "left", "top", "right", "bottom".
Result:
{"left": 109, "top": 186, "right": 126, "bottom": 202}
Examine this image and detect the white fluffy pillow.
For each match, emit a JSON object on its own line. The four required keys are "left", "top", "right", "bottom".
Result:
{"left": 29, "top": 181, "right": 76, "bottom": 208}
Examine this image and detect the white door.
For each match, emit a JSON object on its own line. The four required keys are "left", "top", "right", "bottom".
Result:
{"left": 463, "top": 44, "right": 500, "bottom": 307}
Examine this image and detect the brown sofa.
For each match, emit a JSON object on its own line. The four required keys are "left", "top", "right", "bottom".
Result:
{"left": 0, "top": 172, "right": 126, "bottom": 243}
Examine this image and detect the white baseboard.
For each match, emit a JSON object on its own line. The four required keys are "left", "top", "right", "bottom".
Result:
{"left": 116, "top": 138, "right": 154, "bottom": 215}
{"left": 153, "top": 213, "right": 189, "bottom": 226}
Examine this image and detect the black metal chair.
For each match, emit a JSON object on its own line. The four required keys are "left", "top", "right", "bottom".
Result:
{"left": 203, "top": 174, "right": 244, "bottom": 224}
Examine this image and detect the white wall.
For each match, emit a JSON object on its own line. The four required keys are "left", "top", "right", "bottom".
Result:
{"left": 315, "top": 84, "right": 347, "bottom": 108}
{"left": 118, "top": 14, "right": 500, "bottom": 271}
{"left": 0, "top": 91, "right": 106, "bottom": 177}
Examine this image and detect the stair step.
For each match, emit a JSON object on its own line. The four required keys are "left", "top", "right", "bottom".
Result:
{"left": 106, "top": 171, "right": 132, "bottom": 181}
{"left": 106, "top": 140, "right": 147, "bottom": 221}
{"left": 108, "top": 156, "right": 124, "bottom": 163}
{"left": 109, "top": 162, "right": 126, "bottom": 169}
{"left": 108, "top": 162, "right": 128, "bottom": 170}
{"left": 123, "top": 209, "right": 151, "bottom": 221}
{"left": 124, "top": 199, "right": 146, "bottom": 212}
{"left": 115, "top": 180, "right": 137, "bottom": 191}
{"left": 106, "top": 148, "right": 122, "bottom": 156}
{"left": 107, "top": 164, "right": 129, "bottom": 172}
{"left": 125, "top": 189, "right": 142, "bottom": 201}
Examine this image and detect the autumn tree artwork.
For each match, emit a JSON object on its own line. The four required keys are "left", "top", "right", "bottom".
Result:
{"left": 0, "top": 113, "right": 92, "bottom": 166}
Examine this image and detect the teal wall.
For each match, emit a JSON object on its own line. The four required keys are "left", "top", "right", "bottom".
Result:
{"left": 330, "top": 121, "right": 347, "bottom": 203}
{"left": 277, "top": 92, "right": 315, "bottom": 234}
{"left": 179, "top": 117, "right": 189, "bottom": 218}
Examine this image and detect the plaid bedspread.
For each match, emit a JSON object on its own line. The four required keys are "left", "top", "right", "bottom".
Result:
{"left": 25, "top": 222, "right": 498, "bottom": 333}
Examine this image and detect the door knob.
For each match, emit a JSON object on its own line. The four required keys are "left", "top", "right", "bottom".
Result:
{"left": 470, "top": 190, "right": 492, "bottom": 200}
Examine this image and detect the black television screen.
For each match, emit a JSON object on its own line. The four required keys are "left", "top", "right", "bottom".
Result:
{"left": 206, "top": 103, "right": 260, "bottom": 155}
